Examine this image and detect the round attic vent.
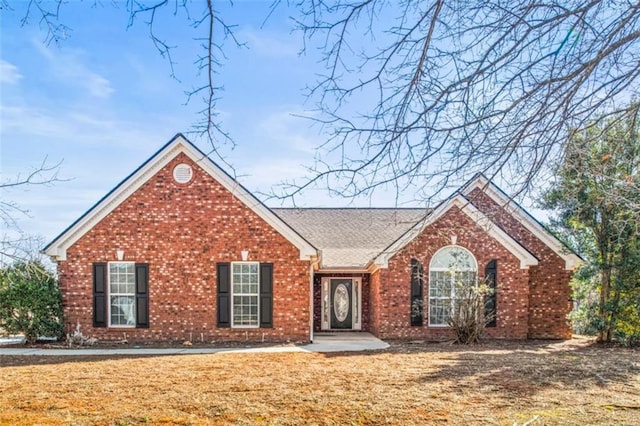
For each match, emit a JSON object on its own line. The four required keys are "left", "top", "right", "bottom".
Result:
{"left": 173, "top": 163, "right": 193, "bottom": 184}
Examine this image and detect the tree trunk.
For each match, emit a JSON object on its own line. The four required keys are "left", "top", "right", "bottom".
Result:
{"left": 598, "top": 265, "right": 612, "bottom": 342}
{"left": 606, "top": 286, "right": 623, "bottom": 342}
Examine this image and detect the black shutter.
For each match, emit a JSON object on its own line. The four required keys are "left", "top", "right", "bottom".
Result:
{"left": 93, "top": 263, "right": 107, "bottom": 327}
{"left": 485, "top": 260, "right": 497, "bottom": 327}
{"left": 410, "top": 258, "right": 424, "bottom": 326}
{"left": 259, "top": 263, "right": 274, "bottom": 328}
{"left": 135, "top": 263, "right": 149, "bottom": 328}
{"left": 217, "top": 263, "right": 231, "bottom": 328}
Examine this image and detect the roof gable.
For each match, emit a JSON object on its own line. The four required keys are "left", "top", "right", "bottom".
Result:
{"left": 44, "top": 134, "right": 316, "bottom": 261}
{"left": 461, "top": 175, "right": 582, "bottom": 270}
{"left": 372, "top": 194, "right": 539, "bottom": 269}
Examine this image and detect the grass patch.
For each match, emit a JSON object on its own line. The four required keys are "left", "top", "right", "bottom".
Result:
{"left": 1, "top": 338, "right": 638, "bottom": 425}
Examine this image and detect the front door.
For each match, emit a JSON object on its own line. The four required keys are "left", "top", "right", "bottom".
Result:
{"left": 330, "top": 279, "right": 353, "bottom": 329}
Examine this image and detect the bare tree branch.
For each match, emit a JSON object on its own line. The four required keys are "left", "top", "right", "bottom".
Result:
{"left": 0, "top": 157, "right": 64, "bottom": 227}
{"left": 0, "top": 156, "right": 62, "bottom": 190}
{"left": 184, "top": 0, "right": 247, "bottom": 176}
{"left": 15, "top": 0, "right": 245, "bottom": 167}
{"left": 19, "top": 0, "right": 70, "bottom": 45}
{"left": 128, "top": 0, "right": 181, "bottom": 81}
{"left": 1, "top": 158, "right": 64, "bottom": 265}
{"left": 275, "top": 0, "right": 640, "bottom": 205}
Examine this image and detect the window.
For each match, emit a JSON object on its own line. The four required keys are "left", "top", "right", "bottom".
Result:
{"left": 428, "top": 246, "right": 477, "bottom": 326}
{"left": 109, "top": 262, "right": 136, "bottom": 327}
{"left": 231, "top": 262, "right": 259, "bottom": 327}
{"left": 93, "top": 262, "right": 148, "bottom": 328}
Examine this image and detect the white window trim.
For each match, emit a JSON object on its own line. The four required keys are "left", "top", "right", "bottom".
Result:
{"left": 231, "top": 261, "right": 260, "bottom": 329}
{"left": 428, "top": 246, "right": 478, "bottom": 327}
{"left": 107, "top": 261, "right": 136, "bottom": 328}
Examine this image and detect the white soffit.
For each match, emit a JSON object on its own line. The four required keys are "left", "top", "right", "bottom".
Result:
{"left": 463, "top": 175, "right": 582, "bottom": 270}
{"left": 44, "top": 135, "right": 316, "bottom": 261}
{"left": 373, "top": 195, "right": 538, "bottom": 269}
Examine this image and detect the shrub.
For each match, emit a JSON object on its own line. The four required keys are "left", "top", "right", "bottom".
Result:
{"left": 0, "top": 262, "right": 63, "bottom": 343}
{"left": 67, "top": 321, "right": 97, "bottom": 347}
{"left": 447, "top": 280, "right": 494, "bottom": 344}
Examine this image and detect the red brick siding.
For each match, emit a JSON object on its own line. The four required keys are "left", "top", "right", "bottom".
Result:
{"left": 57, "top": 153, "right": 311, "bottom": 343}
{"left": 368, "top": 270, "right": 382, "bottom": 336}
{"left": 375, "top": 207, "right": 531, "bottom": 340}
{"left": 313, "top": 273, "right": 370, "bottom": 332}
{"left": 466, "top": 188, "right": 573, "bottom": 339}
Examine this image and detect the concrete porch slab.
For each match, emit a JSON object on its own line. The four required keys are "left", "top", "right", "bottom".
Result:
{"left": 306, "top": 332, "right": 389, "bottom": 352}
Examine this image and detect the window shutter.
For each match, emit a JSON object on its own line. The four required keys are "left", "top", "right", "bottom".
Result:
{"left": 485, "top": 259, "right": 497, "bottom": 327}
{"left": 217, "top": 263, "right": 231, "bottom": 328}
{"left": 93, "top": 263, "right": 107, "bottom": 327}
{"left": 135, "top": 263, "right": 149, "bottom": 328}
{"left": 410, "top": 258, "right": 424, "bottom": 326}
{"left": 259, "top": 263, "right": 273, "bottom": 328}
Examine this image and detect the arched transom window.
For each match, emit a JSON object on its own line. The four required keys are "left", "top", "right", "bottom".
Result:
{"left": 428, "top": 246, "right": 478, "bottom": 326}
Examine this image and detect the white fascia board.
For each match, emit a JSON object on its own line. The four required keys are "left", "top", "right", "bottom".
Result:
{"left": 45, "top": 135, "right": 316, "bottom": 261}
{"left": 373, "top": 195, "right": 538, "bottom": 269}
{"left": 316, "top": 268, "right": 370, "bottom": 274}
{"left": 455, "top": 197, "right": 538, "bottom": 269}
{"left": 44, "top": 140, "right": 186, "bottom": 261}
{"left": 462, "top": 176, "right": 582, "bottom": 270}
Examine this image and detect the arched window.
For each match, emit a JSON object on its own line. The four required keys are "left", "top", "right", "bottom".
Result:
{"left": 428, "top": 246, "right": 477, "bottom": 326}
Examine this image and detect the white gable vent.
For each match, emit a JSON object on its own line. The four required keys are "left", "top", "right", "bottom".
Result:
{"left": 173, "top": 163, "right": 193, "bottom": 184}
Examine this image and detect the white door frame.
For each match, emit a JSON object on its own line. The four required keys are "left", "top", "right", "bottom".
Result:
{"left": 320, "top": 277, "right": 362, "bottom": 330}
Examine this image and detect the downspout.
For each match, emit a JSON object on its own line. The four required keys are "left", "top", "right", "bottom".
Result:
{"left": 309, "top": 257, "right": 317, "bottom": 343}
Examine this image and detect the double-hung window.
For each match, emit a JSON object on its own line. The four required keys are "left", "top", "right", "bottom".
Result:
{"left": 428, "top": 246, "right": 477, "bottom": 326}
{"left": 216, "top": 262, "right": 272, "bottom": 329}
{"left": 108, "top": 262, "right": 136, "bottom": 327}
{"left": 93, "top": 262, "right": 148, "bottom": 328}
{"left": 231, "top": 262, "right": 259, "bottom": 327}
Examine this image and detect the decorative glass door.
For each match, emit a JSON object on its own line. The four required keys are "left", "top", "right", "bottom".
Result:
{"left": 321, "top": 277, "right": 362, "bottom": 330}
{"left": 330, "top": 279, "right": 353, "bottom": 329}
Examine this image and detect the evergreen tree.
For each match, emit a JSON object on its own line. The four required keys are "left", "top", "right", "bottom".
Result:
{"left": 0, "top": 262, "right": 63, "bottom": 343}
{"left": 544, "top": 106, "right": 640, "bottom": 344}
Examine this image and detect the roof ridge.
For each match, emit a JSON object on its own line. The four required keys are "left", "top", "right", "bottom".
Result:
{"left": 271, "top": 207, "right": 428, "bottom": 210}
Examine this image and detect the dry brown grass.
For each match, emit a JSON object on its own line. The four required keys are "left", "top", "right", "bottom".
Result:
{"left": 1, "top": 338, "right": 638, "bottom": 425}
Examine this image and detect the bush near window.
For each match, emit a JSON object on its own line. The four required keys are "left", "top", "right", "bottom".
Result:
{"left": 447, "top": 279, "right": 495, "bottom": 345}
{"left": 0, "top": 262, "right": 63, "bottom": 343}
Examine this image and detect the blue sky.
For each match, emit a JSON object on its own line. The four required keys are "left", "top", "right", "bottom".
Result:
{"left": 1, "top": 1, "right": 545, "bottom": 247}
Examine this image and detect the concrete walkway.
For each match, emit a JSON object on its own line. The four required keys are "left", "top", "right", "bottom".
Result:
{"left": 0, "top": 332, "right": 389, "bottom": 356}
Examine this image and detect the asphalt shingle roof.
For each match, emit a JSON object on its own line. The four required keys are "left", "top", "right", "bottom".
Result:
{"left": 272, "top": 208, "right": 428, "bottom": 268}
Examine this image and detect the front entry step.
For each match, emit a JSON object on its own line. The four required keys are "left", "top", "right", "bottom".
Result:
{"left": 309, "top": 332, "right": 389, "bottom": 352}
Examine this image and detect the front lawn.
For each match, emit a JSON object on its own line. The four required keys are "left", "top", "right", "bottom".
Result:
{"left": 0, "top": 338, "right": 638, "bottom": 425}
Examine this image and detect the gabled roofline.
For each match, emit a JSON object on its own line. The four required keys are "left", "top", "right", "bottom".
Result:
{"left": 271, "top": 207, "right": 427, "bottom": 211}
{"left": 315, "top": 267, "right": 371, "bottom": 274}
{"left": 44, "top": 134, "right": 317, "bottom": 261}
{"left": 461, "top": 174, "right": 582, "bottom": 270}
{"left": 372, "top": 194, "right": 539, "bottom": 269}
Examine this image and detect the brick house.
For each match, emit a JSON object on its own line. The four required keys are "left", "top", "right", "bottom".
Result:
{"left": 44, "top": 134, "right": 581, "bottom": 342}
